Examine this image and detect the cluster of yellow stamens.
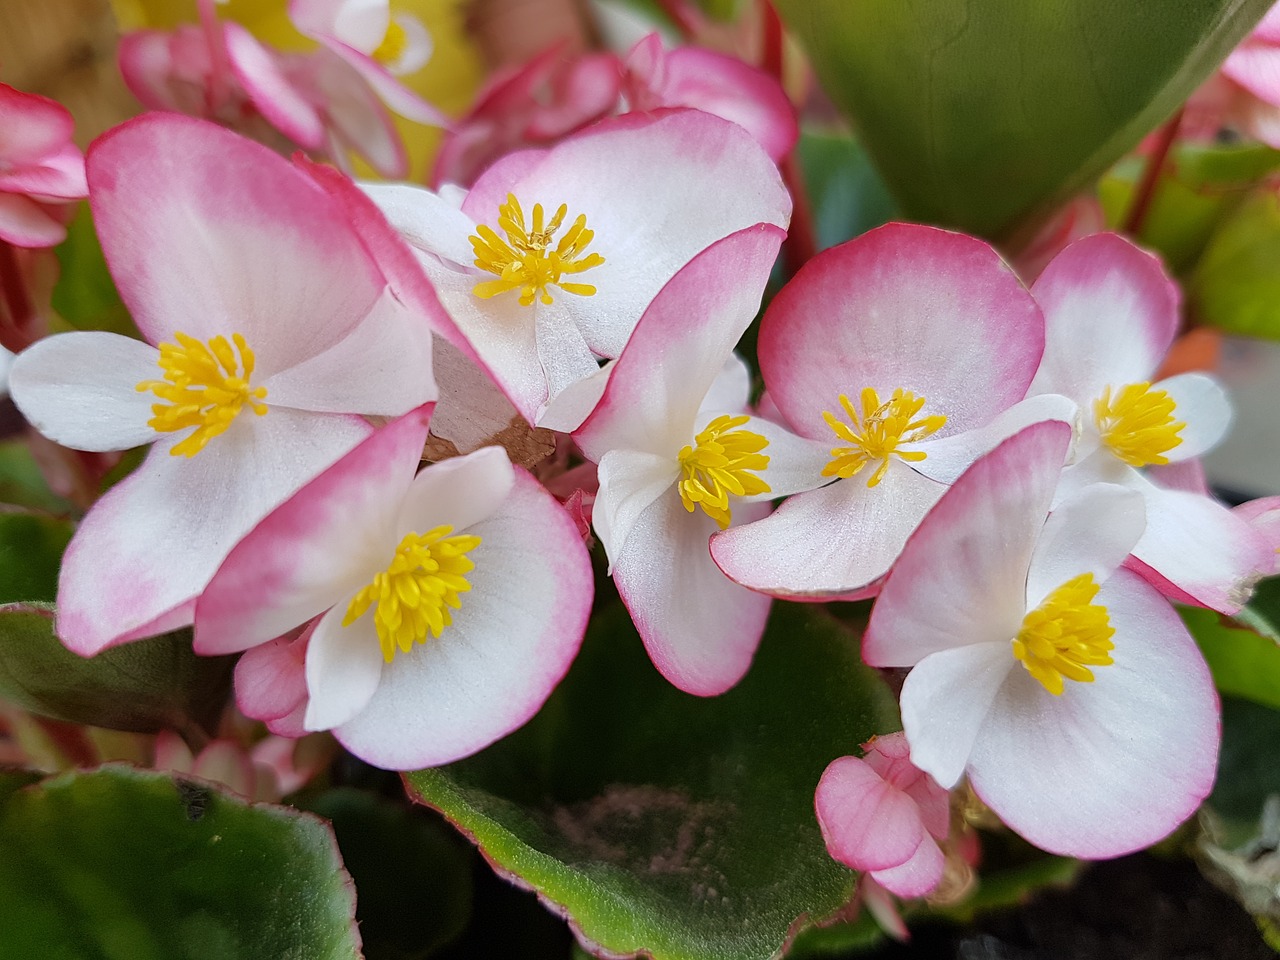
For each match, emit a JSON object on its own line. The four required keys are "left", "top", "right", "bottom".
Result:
{"left": 135, "top": 331, "right": 268, "bottom": 458}
{"left": 470, "top": 194, "right": 605, "bottom": 306}
{"left": 1093, "top": 382, "right": 1185, "bottom": 467}
{"left": 821, "top": 387, "right": 946, "bottom": 487}
{"left": 1012, "top": 573, "right": 1115, "bottom": 696}
{"left": 676, "top": 414, "right": 771, "bottom": 529}
{"left": 343, "top": 526, "right": 482, "bottom": 663}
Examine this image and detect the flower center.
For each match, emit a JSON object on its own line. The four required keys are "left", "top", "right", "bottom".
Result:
{"left": 821, "top": 387, "right": 946, "bottom": 487}
{"left": 372, "top": 19, "right": 408, "bottom": 65}
{"left": 1012, "top": 573, "right": 1115, "bottom": 696}
{"left": 1093, "top": 382, "right": 1185, "bottom": 468}
{"left": 135, "top": 331, "right": 268, "bottom": 458}
{"left": 343, "top": 526, "right": 482, "bottom": 663}
{"left": 469, "top": 194, "right": 605, "bottom": 307}
{"left": 676, "top": 414, "right": 770, "bottom": 530}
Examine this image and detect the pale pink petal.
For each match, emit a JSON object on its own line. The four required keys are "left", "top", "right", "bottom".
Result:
{"left": 871, "top": 836, "right": 946, "bottom": 899}
{"left": 576, "top": 225, "right": 786, "bottom": 459}
{"left": 224, "top": 23, "right": 326, "bottom": 149}
{"left": 308, "top": 52, "right": 409, "bottom": 177}
{"left": 304, "top": 603, "right": 385, "bottom": 731}
{"left": 759, "top": 223, "right": 1043, "bottom": 441}
{"left": 815, "top": 756, "right": 929, "bottom": 872}
{"left": 1224, "top": 42, "right": 1280, "bottom": 105}
{"left": 1237, "top": 496, "right": 1280, "bottom": 567}
{"left": 0, "top": 144, "right": 88, "bottom": 198}
{"left": 319, "top": 41, "right": 447, "bottom": 126}
{"left": 291, "top": 0, "right": 388, "bottom": 53}
{"left": 613, "top": 489, "right": 771, "bottom": 695}
{"left": 117, "top": 30, "right": 180, "bottom": 113}
{"left": 9, "top": 332, "right": 159, "bottom": 452}
{"left": 0, "top": 193, "right": 66, "bottom": 247}
{"left": 1157, "top": 372, "right": 1232, "bottom": 461}
{"left": 0, "top": 83, "right": 75, "bottom": 163}
{"left": 1029, "top": 233, "right": 1178, "bottom": 403}
{"left": 89, "top": 113, "right": 383, "bottom": 365}
{"left": 1148, "top": 457, "right": 1210, "bottom": 495}
{"left": 56, "top": 408, "right": 371, "bottom": 655}
{"left": 593, "top": 448, "right": 679, "bottom": 566}
{"left": 235, "top": 628, "right": 312, "bottom": 723}
{"left": 335, "top": 468, "right": 592, "bottom": 769}
{"left": 968, "top": 570, "right": 1219, "bottom": 858}
{"left": 395, "top": 445, "right": 515, "bottom": 537}
{"left": 194, "top": 407, "right": 431, "bottom": 655}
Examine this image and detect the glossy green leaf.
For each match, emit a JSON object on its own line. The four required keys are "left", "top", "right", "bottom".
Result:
{"left": 0, "top": 765, "right": 360, "bottom": 960}
{"left": 1236, "top": 576, "right": 1280, "bottom": 642}
{"left": 52, "top": 205, "right": 139, "bottom": 338}
{"left": 798, "top": 130, "right": 898, "bottom": 252}
{"left": 0, "top": 509, "right": 73, "bottom": 604}
{"left": 406, "top": 603, "right": 899, "bottom": 960}
{"left": 0, "top": 605, "right": 233, "bottom": 735}
{"left": 305, "top": 788, "right": 473, "bottom": 959}
{"left": 1184, "top": 605, "right": 1280, "bottom": 710}
{"left": 1210, "top": 696, "right": 1280, "bottom": 836}
{"left": 776, "top": 0, "right": 1274, "bottom": 241}
{"left": 1190, "top": 190, "right": 1280, "bottom": 339}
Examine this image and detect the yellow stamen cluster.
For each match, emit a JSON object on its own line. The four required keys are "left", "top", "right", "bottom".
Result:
{"left": 676, "top": 414, "right": 771, "bottom": 529}
{"left": 1094, "top": 382, "right": 1185, "bottom": 468}
{"left": 1012, "top": 573, "right": 1115, "bottom": 696}
{"left": 135, "top": 331, "right": 268, "bottom": 458}
{"left": 821, "top": 387, "right": 946, "bottom": 487}
{"left": 470, "top": 194, "right": 605, "bottom": 306}
{"left": 372, "top": 20, "right": 408, "bottom": 65}
{"left": 343, "top": 526, "right": 482, "bottom": 663}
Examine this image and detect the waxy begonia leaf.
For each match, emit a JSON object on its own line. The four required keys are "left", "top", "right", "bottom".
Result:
{"left": 797, "top": 131, "right": 898, "bottom": 253}
{"left": 405, "top": 602, "right": 899, "bottom": 960}
{"left": 0, "top": 439, "right": 74, "bottom": 515}
{"left": 774, "top": 0, "right": 1274, "bottom": 242}
{"left": 0, "top": 766, "right": 360, "bottom": 959}
{"left": 305, "top": 788, "right": 473, "bottom": 959}
{"left": 1191, "top": 191, "right": 1280, "bottom": 339}
{"left": 0, "top": 509, "right": 72, "bottom": 604}
{"left": 1184, "top": 605, "right": 1280, "bottom": 711}
{"left": 1209, "top": 696, "right": 1280, "bottom": 836}
{"left": 0, "top": 605, "right": 232, "bottom": 735}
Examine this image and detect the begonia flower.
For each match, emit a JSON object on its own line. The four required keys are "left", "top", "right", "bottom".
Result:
{"left": 1026, "top": 233, "right": 1274, "bottom": 613}
{"left": 1208, "top": 2, "right": 1280, "bottom": 147}
{"left": 864, "top": 420, "right": 1219, "bottom": 858}
{"left": 574, "top": 226, "right": 820, "bottom": 695}
{"left": 195, "top": 406, "right": 592, "bottom": 771}
{"left": 363, "top": 108, "right": 791, "bottom": 430}
{"left": 711, "top": 223, "right": 1074, "bottom": 600}
{"left": 0, "top": 82, "right": 88, "bottom": 248}
{"left": 1236, "top": 496, "right": 1280, "bottom": 573}
{"left": 7, "top": 114, "right": 442, "bottom": 654}
{"left": 815, "top": 733, "right": 950, "bottom": 899}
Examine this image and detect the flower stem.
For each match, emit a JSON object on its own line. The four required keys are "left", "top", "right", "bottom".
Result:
{"left": 1123, "top": 108, "right": 1183, "bottom": 238}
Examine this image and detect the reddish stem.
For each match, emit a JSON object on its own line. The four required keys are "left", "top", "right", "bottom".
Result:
{"left": 762, "top": 3, "right": 817, "bottom": 276}
{"left": 31, "top": 717, "right": 99, "bottom": 768}
{"left": 761, "top": 0, "right": 785, "bottom": 79}
{"left": 1123, "top": 108, "right": 1183, "bottom": 237}
{"left": 0, "top": 241, "right": 35, "bottom": 352}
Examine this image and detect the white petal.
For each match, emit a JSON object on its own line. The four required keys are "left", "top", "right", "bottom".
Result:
{"left": 304, "top": 603, "right": 385, "bottom": 731}
{"left": 594, "top": 449, "right": 679, "bottom": 566}
{"left": 361, "top": 181, "right": 477, "bottom": 267}
{"left": 1157, "top": 372, "right": 1232, "bottom": 461}
{"left": 395, "top": 445, "right": 515, "bottom": 535}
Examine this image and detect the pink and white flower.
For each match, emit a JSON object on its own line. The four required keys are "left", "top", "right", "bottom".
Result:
{"left": 364, "top": 108, "right": 791, "bottom": 431}
{"left": 0, "top": 82, "right": 88, "bottom": 248}
{"left": 815, "top": 732, "right": 950, "bottom": 899}
{"left": 711, "top": 223, "right": 1073, "bottom": 600}
{"left": 195, "top": 406, "right": 593, "bottom": 771}
{"left": 1027, "top": 233, "right": 1275, "bottom": 613}
{"left": 864, "top": 421, "right": 1219, "bottom": 858}
{"left": 7, "top": 114, "right": 442, "bottom": 654}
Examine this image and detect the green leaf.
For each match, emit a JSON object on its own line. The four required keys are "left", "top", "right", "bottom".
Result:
{"left": 406, "top": 603, "right": 899, "bottom": 960}
{"left": 1236, "top": 576, "right": 1280, "bottom": 642}
{"left": 1190, "top": 190, "right": 1280, "bottom": 339}
{"left": 0, "top": 509, "right": 73, "bottom": 604}
{"left": 305, "top": 788, "right": 473, "bottom": 959}
{"left": 0, "top": 605, "right": 233, "bottom": 735}
{"left": 1210, "top": 696, "right": 1280, "bottom": 834}
{"left": 775, "top": 0, "right": 1274, "bottom": 241}
{"left": 52, "top": 205, "right": 139, "bottom": 338}
{"left": 0, "top": 765, "right": 360, "bottom": 960}
{"left": 798, "top": 131, "right": 898, "bottom": 252}
{"left": 1184, "top": 605, "right": 1280, "bottom": 710}
{"left": 0, "top": 439, "right": 74, "bottom": 516}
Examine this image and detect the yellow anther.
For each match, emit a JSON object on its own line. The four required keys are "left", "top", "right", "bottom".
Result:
{"left": 821, "top": 387, "right": 946, "bottom": 487}
{"left": 1012, "top": 573, "right": 1115, "bottom": 696}
{"left": 343, "top": 526, "right": 482, "bottom": 662}
{"left": 135, "top": 331, "right": 268, "bottom": 458}
{"left": 371, "top": 19, "right": 408, "bottom": 65}
{"left": 676, "top": 414, "right": 770, "bottom": 530}
{"left": 469, "top": 194, "right": 605, "bottom": 306}
{"left": 1094, "top": 382, "right": 1185, "bottom": 468}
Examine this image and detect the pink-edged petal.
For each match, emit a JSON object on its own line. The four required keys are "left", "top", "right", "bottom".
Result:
{"left": 1128, "top": 477, "right": 1275, "bottom": 614}
{"left": 194, "top": 407, "right": 431, "bottom": 655}
{"left": 870, "top": 836, "right": 946, "bottom": 899}
{"left": 9, "top": 332, "right": 159, "bottom": 451}
{"left": 260, "top": 288, "right": 436, "bottom": 415}
{"left": 815, "top": 756, "right": 928, "bottom": 872}
{"left": 56, "top": 408, "right": 371, "bottom": 655}
{"left": 0, "top": 193, "right": 66, "bottom": 247}
{"left": 760, "top": 223, "right": 1043, "bottom": 441}
{"left": 310, "top": 52, "right": 409, "bottom": 177}
{"left": 0, "top": 83, "right": 75, "bottom": 163}
{"left": 1029, "top": 233, "right": 1178, "bottom": 402}
{"left": 320, "top": 41, "right": 448, "bottom": 126}
{"left": 304, "top": 603, "right": 385, "bottom": 731}
{"left": 395, "top": 445, "right": 515, "bottom": 536}
{"left": 1157, "top": 372, "right": 1232, "bottom": 461}
{"left": 593, "top": 448, "right": 679, "bottom": 566}
{"left": 1224, "top": 42, "right": 1280, "bottom": 104}
{"left": 88, "top": 113, "right": 383, "bottom": 365}
{"left": 335, "top": 468, "right": 592, "bottom": 769}
{"left": 967, "top": 570, "right": 1219, "bottom": 858}
{"left": 235, "top": 627, "right": 312, "bottom": 723}
{"left": 1237, "top": 496, "right": 1280, "bottom": 567}
{"left": 900, "top": 641, "right": 1015, "bottom": 789}
{"left": 907, "top": 393, "right": 1078, "bottom": 485}
{"left": 0, "top": 145, "right": 88, "bottom": 199}
{"left": 1025, "top": 483, "right": 1146, "bottom": 609}
{"left": 864, "top": 421, "right": 1073, "bottom": 666}
{"left": 576, "top": 225, "right": 786, "bottom": 459}
{"left": 224, "top": 23, "right": 326, "bottom": 149}
{"left": 614, "top": 489, "right": 771, "bottom": 696}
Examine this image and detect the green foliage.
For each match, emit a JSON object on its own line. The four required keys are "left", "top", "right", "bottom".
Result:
{"left": 1184, "top": 604, "right": 1280, "bottom": 711}
{"left": 0, "top": 766, "right": 360, "bottom": 960}
{"left": 775, "top": 0, "right": 1274, "bottom": 242}
{"left": 0, "top": 509, "right": 73, "bottom": 604}
{"left": 797, "top": 131, "right": 898, "bottom": 252}
{"left": 406, "top": 603, "right": 899, "bottom": 960}
{"left": 1210, "top": 697, "right": 1280, "bottom": 833}
{"left": 1190, "top": 191, "right": 1280, "bottom": 339}
{"left": 0, "top": 440, "right": 74, "bottom": 516}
